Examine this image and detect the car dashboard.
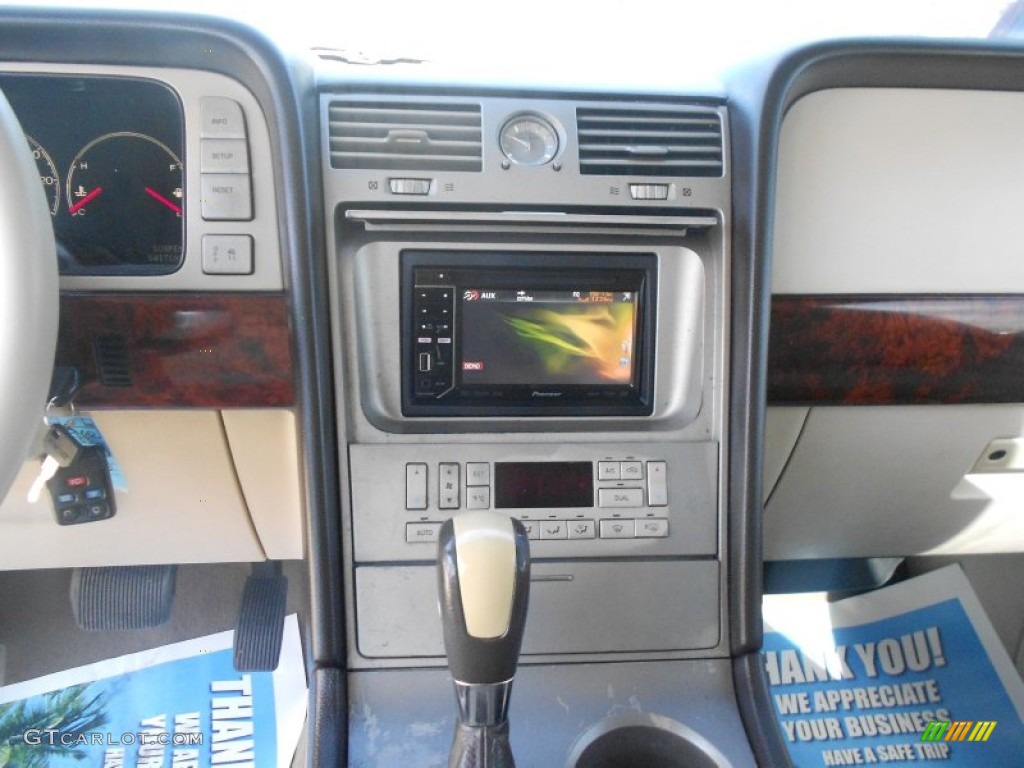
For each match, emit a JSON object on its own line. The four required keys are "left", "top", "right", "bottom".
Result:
{"left": 2, "top": 7, "right": 1024, "bottom": 767}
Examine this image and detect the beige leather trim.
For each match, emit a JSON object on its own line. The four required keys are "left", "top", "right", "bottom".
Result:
{"left": 453, "top": 511, "right": 516, "bottom": 640}
{"left": 221, "top": 409, "right": 304, "bottom": 560}
{"left": 0, "top": 410, "right": 263, "bottom": 569}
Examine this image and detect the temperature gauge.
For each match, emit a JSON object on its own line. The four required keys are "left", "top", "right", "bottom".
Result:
{"left": 65, "top": 131, "right": 184, "bottom": 269}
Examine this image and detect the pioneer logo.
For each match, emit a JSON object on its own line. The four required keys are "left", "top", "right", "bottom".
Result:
{"left": 531, "top": 391, "right": 563, "bottom": 398}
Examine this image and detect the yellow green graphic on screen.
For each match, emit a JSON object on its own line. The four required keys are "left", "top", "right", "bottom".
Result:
{"left": 460, "top": 292, "right": 636, "bottom": 387}
{"left": 502, "top": 304, "right": 634, "bottom": 383}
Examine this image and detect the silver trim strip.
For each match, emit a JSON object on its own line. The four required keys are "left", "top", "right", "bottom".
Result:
{"left": 346, "top": 208, "right": 718, "bottom": 232}
{"left": 453, "top": 679, "right": 515, "bottom": 726}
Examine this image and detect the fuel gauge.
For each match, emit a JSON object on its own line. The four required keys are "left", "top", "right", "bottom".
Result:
{"left": 64, "top": 131, "right": 184, "bottom": 269}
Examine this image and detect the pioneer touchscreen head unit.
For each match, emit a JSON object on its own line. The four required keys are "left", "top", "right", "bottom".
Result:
{"left": 401, "top": 251, "right": 657, "bottom": 416}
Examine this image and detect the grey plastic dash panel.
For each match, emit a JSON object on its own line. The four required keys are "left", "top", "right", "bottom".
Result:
{"left": 321, "top": 94, "right": 731, "bottom": 213}
{"left": 355, "top": 559, "right": 720, "bottom": 659}
{"left": 348, "top": 660, "right": 756, "bottom": 767}
{"left": 351, "top": 240, "right": 707, "bottom": 433}
{"left": 350, "top": 441, "right": 718, "bottom": 562}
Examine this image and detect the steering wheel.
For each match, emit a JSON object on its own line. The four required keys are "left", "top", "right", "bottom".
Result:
{"left": 0, "top": 88, "right": 59, "bottom": 502}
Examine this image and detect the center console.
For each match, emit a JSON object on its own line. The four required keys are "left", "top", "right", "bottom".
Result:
{"left": 322, "top": 91, "right": 752, "bottom": 765}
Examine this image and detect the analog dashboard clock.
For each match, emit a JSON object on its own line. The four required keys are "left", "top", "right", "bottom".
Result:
{"left": 499, "top": 114, "right": 559, "bottom": 166}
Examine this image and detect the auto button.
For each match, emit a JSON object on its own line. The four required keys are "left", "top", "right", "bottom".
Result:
{"left": 406, "top": 522, "right": 442, "bottom": 544}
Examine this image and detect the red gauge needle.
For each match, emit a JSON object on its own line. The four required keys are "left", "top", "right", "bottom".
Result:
{"left": 144, "top": 186, "right": 183, "bottom": 214}
{"left": 68, "top": 186, "right": 103, "bottom": 214}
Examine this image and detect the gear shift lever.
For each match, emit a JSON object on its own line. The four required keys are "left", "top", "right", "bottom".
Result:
{"left": 437, "top": 511, "right": 530, "bottom": 768}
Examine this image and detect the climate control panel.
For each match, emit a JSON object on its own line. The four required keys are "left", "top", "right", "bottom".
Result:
{"left": 349, "top": 441, "right": 718, "bottom": 562}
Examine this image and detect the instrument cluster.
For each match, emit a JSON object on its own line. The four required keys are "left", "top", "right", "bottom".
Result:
{"left": 0, "top": 74, "right": 184, "bottom": 275}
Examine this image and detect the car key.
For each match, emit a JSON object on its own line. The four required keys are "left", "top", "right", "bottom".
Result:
{"left": 26, "top": 424, "right": 81, "bottom": 503}
{"left": 43, "top": 433, "right": 117, "bottom": 526}
{"left": 43, "top": 423, "right": 81, "bottom": 467}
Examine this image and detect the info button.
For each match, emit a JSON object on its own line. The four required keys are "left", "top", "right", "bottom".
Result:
{"left": 200, "top": 97, "right": 247, "bottom": 139}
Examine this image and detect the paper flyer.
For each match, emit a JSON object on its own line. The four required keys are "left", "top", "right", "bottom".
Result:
{"left": 0, "top": 614, "right": 307, "bottom": 767}
{"left": 763, "top": 565, "right": 1024, "bottom": 766}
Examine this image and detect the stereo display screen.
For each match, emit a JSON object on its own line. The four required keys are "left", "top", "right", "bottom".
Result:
{"left": 403, "top": 252, "right": 657, "bottom": 417}
{"left": 460, "top": 288, "right": 638, "bottom": 387}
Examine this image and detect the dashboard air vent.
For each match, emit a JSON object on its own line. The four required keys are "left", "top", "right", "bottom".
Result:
{"left": 93, "top": 334, "right": 132, "bottom": 388}
{"left": 329, "top": 100, "right": 482, "bottom": 172}
{"left": 577, "top": 106, "right": 723, "bottom": 177}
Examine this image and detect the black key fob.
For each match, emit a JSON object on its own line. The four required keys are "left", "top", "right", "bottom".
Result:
{"left": 46, "top": 445, "right": 117, "bottom": 525}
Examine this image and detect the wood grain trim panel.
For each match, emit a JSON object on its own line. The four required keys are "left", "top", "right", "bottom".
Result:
{"left": 768, "top": 295, "right": 1024, "bottom": 405}
{"left": 57, "top": 293, "right": 294, "bottom": 407}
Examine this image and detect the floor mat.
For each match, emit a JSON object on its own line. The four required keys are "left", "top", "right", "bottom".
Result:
{"left": 763, "top": 565, "right": 1024, "bottom": 766}
{"left": 0, "top": 614, "right": 307, "bottom": 767}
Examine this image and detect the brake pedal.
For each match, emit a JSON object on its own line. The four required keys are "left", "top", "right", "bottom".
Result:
{"left": 71, "top": 565, "right": 177, "bottom": 630}
{"left": 233, "top": 561, "right": 288, "bottom": 672}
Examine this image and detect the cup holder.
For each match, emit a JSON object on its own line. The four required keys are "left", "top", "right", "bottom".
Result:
{"left": 566, "top": 713, "right": 732, "bottom": 768}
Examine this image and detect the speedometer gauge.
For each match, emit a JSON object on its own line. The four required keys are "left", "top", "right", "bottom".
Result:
{"left": 26, "top": 135, "right": 59, "bottom": 216}
{"left": 64, "top": 131, "right": 184, "bottom": 270}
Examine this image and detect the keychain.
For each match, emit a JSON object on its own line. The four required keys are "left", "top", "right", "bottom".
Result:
{"left": 26, "top": 422, "right": 81, "bottom": 503}
{"left": 26, "top": 398, "right": 117, "bottom": 525}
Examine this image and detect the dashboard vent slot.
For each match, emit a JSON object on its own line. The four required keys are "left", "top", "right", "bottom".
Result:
{"left": 93, "top": 334, "right": 133, "bottom": 388}
{"left": 329, "top": 101, "right": 482, "bottom": 172}
{"left": 577, "top": 106, "right": 723, "bottom": 177}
